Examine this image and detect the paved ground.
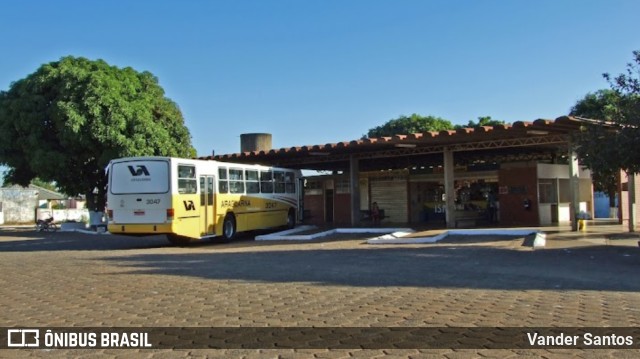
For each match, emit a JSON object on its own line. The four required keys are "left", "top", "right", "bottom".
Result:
{"left": 0, "top": 224, "right": 639, "bottom": 358}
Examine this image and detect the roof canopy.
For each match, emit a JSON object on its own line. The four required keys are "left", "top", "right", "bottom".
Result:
{"left": 203, "top": 116, "right": 589, "bottom": 171}
{"left": 30, "top": 184, "right": 66, "bottom": 200}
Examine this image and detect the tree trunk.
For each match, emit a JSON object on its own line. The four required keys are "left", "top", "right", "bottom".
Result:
{"left": 608, "top": 189, "right": 616, "bottom": 208}
{"left": 607, "top": 187, "right": 617, "bottom": 218}
{"left": 85, "top": 187, "right": 107, "bottom": 230}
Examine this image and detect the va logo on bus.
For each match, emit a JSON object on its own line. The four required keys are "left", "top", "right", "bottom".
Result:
{"left": 128, "top": 165, "right": 150, "bottom": 176}
{"left": 183, "top": 200, "right": 196, "bottom": 211}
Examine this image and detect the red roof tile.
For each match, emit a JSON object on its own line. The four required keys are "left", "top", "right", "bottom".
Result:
{"left": 203, "top": 116, "right": 590, "bottom": 161}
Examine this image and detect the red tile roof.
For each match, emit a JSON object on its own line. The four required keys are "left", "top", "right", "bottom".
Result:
{"left": 202, "top": 116, "right": 586, "bottom": 164}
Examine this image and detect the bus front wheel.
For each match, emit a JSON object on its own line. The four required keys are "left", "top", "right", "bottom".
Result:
{"left": 222, "top": 214, "right": 236, "bottom": 241}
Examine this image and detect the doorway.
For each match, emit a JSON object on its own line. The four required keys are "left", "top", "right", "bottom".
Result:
{"left": 199, "top": 175, "right": 216, "bottom": 235}
{"left": 325, "top": 189, "right": 334, "bottom": 223}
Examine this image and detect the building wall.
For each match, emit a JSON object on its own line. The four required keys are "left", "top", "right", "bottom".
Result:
{"left": 304, "top": 194, "right": 324, "bottom": 224}
{"left": 498, "top": 164, "right": 539, "bottom": 226}
{"left": 619, "top": 172, "right": 640, "bottom": 225}
{"left": 0, "top": 187, "right": 38, "bottom": 224}
{"left": 304, "top": 162, "right": 590, "bottom": 228}
{"left": 304, "top": 176, "right": 353, "bottom": 225}
{"left": 536, "top": 163, "right": 594, "bottom": 225}
{"left": 334, "top": 194, "right": 352, "bottom": 224}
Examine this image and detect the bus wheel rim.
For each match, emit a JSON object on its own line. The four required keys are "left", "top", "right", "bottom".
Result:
{"left": 224, "top": 220, "right": 233, "bottom": 237}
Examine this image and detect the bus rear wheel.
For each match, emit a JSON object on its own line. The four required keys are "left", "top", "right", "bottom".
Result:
{"left": 287, "top": 209, "right": 296, "bottom": 229}
{"left": 222, "top": 213, "right": 236, "bottom": 242}
{"left": 167, "top": 234, "right": 192, "bottom": 246}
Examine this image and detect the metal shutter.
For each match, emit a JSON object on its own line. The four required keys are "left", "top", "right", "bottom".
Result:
{"left": 370, "top": 179, "right": 407, "bottom": 223}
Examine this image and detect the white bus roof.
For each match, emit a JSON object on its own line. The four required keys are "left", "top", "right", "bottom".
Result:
{"left": 109, "top": 156, "right": 300, "bottom": 172}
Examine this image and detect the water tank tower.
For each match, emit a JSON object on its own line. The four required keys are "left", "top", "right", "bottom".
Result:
{"left": 240, "top": 133, "right": 272, "bottom": 153}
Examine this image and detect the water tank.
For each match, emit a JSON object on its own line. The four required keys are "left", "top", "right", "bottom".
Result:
{"left": 241, "top": 133, "right": 272, "bottom": 152}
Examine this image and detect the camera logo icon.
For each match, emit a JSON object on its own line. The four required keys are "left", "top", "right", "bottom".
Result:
{"left": 7, "top": 329, "right": 40, "bottom": 348}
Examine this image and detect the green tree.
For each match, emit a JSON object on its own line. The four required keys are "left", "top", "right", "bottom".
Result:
{"left": 455, "top": 116, "right": 506, "bottom": 129}
{"left": 603, "top": 50, "right": 640, "bottom": 175}
{"left": 570, "top": 90, "right": 622, "bottom": 209}
{"left": 571, "top": 51, "right": 640, "bottom": 213}
{"left": 0, "top": 56, "right": 196, "bottom": 213}
{"left": 364, "top": 113, "right": 454, "bottom": 138}
{"left": 570, "top": 89, "right": 621, "bottom": 121}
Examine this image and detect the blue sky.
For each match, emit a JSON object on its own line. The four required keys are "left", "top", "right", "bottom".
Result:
{"left": 1, "top": 0, "right": 639, "bottom": 161}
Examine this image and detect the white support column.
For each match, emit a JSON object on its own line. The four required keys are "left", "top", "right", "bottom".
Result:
{"left": 444, "top": 148, "right": 456, "bottom": 228}
{"left": 568, "top": 147, "right": 580, "bottom": 232}
{"left": 628, "top": 172, "right": 636, "bottom": 232}
{"left": 349, "top": 154, "right": 361, "bottom": 226}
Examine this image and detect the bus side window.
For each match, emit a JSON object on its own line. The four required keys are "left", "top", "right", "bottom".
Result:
{"left": 274, "top": 171, "right": 285, "bottom": 193}
{"left": 260, "top": 170, "right": 273, "bottom": 193}
{"left": 229, "top": 168, "right": 245, "bottom": 194}
{"left": 246, "top": 170, "right": 259, "bottom": 194}
{"left": 218, "top": 167, "right": 228, "bottom": 194}
{"left": 178, "top": 165, "right": 197, "bottom": 194}
{"left": 285, "top": 172, "right": 295, "bottom": 193}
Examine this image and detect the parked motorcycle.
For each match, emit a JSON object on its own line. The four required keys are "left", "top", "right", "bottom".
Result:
{"left": 36, "top": 217, "right": 58, "bottom": 232}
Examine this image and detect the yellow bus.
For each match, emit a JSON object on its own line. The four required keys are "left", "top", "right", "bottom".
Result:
{"left": 106, "top": 156, "right": 303, "bottom": 245}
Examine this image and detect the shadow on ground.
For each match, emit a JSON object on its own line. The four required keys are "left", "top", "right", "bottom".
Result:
{"left": 0, "top": 228, "right": 171, "bottom": 251}
{"left": 0, "top": 228, "right": 264, "bottom": 252}
{"left": 99, "top": 243, "right": 640, "bottom": 292}
{"left": 2, "top": 228, "right": 639, "bottom": 291}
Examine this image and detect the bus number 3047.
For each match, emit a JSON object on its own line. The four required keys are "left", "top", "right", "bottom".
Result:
{"left": 146, "top": 199, "right": 161, "bottom": 205}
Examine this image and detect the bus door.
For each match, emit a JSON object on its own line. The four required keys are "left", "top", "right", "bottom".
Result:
{"left": 199, "top": 175, "right": 216, "bottom": 235}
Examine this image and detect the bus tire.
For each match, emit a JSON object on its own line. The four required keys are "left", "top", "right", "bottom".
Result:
{"left": 287, "top": 209, "right": 296, "bottom": 229}
{"left": 167, "top": 234, "right": 192, "bottom": 246}
{"left": 222, "top": 213, "right": 236, "bottom": 242}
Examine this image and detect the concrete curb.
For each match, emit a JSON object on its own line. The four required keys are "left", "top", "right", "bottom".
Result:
{"left": 61, "top": 229, "right": 112, "bottom": 235}
{"left": 255, "top": 227, "right": 413, "bottom": 241}
{"left": 368, "top": 228, "right": 545, "bottom": 247}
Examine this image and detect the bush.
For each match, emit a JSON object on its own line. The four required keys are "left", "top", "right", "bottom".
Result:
{"left": 51, "top": 202, "right": 66, "bottom": 209}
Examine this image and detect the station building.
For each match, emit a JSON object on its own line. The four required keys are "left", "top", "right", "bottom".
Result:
{"left": 206, "top": 116, "right": 636, "bottom": 230}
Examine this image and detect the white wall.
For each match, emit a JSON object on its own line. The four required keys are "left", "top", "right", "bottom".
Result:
{"left": 0, "top": 187, "right": 38, "bottom": 224}
{"left": 37, "top": 208, "right": 90, "bottom": 223}
{"left": 539, "top": 203, "right": 552, "bottom": 225}
{"left": 537, "top": 163, "right": 591, "bottom": 179}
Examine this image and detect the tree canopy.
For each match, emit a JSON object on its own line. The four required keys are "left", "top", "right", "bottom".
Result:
{"left": 570, "top": 90, "right": 623, "bottom": 207}
{"left": 0, "top": 56, "right": 196, "bottom": 211}
{"left": 571, "top": 50, "right": 640, "bottom": 207}
{"left": 570, "top": 89, "right": 621, "bottom": 121}
{"left": 455, "top": 116, "right": 505, "bottom": 129}
{"left": 364, "top": 114, "right": 454, "bottom": 138}
{"left": 572, "top": 51, "right": 640, "bottom": 169}
{"left": 364, "top": 114, "right": 507, "bottom": 138}
{"left": 603, "top": 51, "right": 640, "bottom": 174}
